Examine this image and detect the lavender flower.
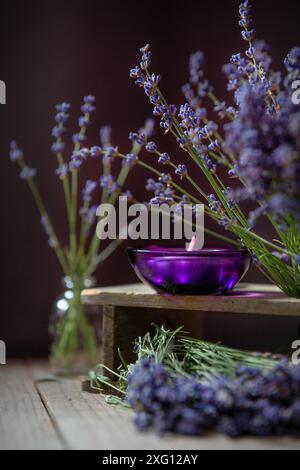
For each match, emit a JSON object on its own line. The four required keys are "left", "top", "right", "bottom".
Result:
{"left": 158, "top": 152, "right": 170, "bottom": 165}
{"left": 100, "top": 126, "right": 112, "bottom": 149}
{"left": 82, "top": 205, "right": 97, "bottom": 235}
{"left": 143, "top": 118, "right": 156, "bottom": 139}
{"left": 51, "top": 126, "right": 66, "bottom": 139}
{"left": 159, "top": 173, "right": 172, "bottom": 185}
{"left": 19, "top": 166, "right": 37, "bottom": 180}
{"left": 83, "top": 95, "right": 96, "bottom": 104}
{"left": 123, "top": 153, "right": 138, "bottom": 167}
{"left": 56, "top": 103, "right": 71, "bottom": 113}
{"left": 41, "top": 215, "right": 58, "bottom": 248}
{"left": 55, "top": 112, "right": 69, "bottom": 124}
{"left": 82, "top": 180, "right": 97, "bottom": 203}
{"left": 102, "top": 146, "right": 118, "bottom": 161}
{"left": 146, "top": 178, "right": 156, "bottom": 192}
{"left": 122, "top": 190, "right": 134, "bottom": 202}
{"left": 52, "top": 102, "right": 71, "bottom": 158}
{"left": 145, "top": 141, "right": 157, "bottom": 153}
{"left": 55, "top": 164, "right": 69, "bottom": 180}
{"left": 100, "top": 175, "right": 121, "bottom": 194}
{"left": 79, "top": 115, "right": 91, "bottom": 128}
{"left": 100, "top": 174, "right": 114, "bottom": 190}
{"left": 9, "top": 141, "right": 23, "bottom": 162}
{"left": 69, "top": 148, "right": 89, "bottom": 170}
{"left": 175, "top": 164, "right": 188, "bottom": 179}
{"left": 284, "top": 47, "right": 300, "bottom": 73}
{"left": 72, "top": 133, "right": 86, "bottom": 145}
{"left": 90, "top": 146, "right": 102, "bottom": 158}
{"left": 208, "top": 139, "right": 221, "bottom": 153}
{"left": 129, "top": 131, "right": 146, "bottom": 146}
{"left": 51, "top": 142, "right": 65, "bottom": 154}
{"left": 225, "top": 82, "right": 300, "bottom": 225}
{"left": 189, "top": 51, "right": 205, "bottom": 85}
{"left": 127, "top": 358, "right": 300, "bottom": 438}
{"left": 81, "top": 95, "right": 96, "bottom": 114}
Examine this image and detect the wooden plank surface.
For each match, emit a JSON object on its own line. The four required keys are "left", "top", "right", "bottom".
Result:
{"left": 1, "top": 362, "right": 300, "bottom": 450}
{"left": 0, "top": 363, "right": 62, "bottom": 450}
{"left": 81, "top": 283, "right": 300, "bottom": 317}
{"left": 35, "top": 373, "right": 300, "bottom": 450}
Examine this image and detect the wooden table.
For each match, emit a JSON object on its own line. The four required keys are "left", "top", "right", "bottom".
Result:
{"left": 81, "top": 283, "right": 300, "bottom": 371}
{"left": 0, "top": 361, "right": 300, "bottom": 450}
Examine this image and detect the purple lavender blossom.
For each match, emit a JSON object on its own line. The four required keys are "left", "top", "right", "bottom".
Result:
{"left": 127, "top": 358, "right": 300, "bottom": 437}
{"left": 159, "top": 173, "right": 172, "bottom": 185}
{"left": 9, "top": 141, "right": 23, "bottom": 162}
{"left": 41, "top": 215, "right": 58, "bottom": 248}
{"left": 55, "top": 112, "right": 69, "bottom": 124}
{"left": 82, "top": 180, "right": 97, "bottom": 203}
{"left": 123, "top": 153, "right": 138, "bottom": 167}
{"left": 100, "top": 175, "right": 121, "bottom": 195}
{"left": 208, "top": 139, "right": 221, "bottom": 153}
{"left": 90, "top": 146, "right": 102, "bottom": 158}
{"left": 72, "top": 133, "right": 86, "bottom": 145}
{"left": 19, "top": 166, "right": 37, "bottom": 180}
{"left": 122, "top": 190, "right": 134, "bottom": 202}
{"left": 83, "top": 95, "right": 96, "bottom": 104}
{"left": 79, "top": 115, "right": 91, "bottom": 128}
{"left": 100, "top": 126, "right": 112, "bottom": 149}
{"left": 82, "top": 205, "right": 97, "bottom": 235}
{"left": 51, "top": 142, "right": 65, "bottom": 154}
{"left": 158, "top": 153, "right": 170, "bottom": 165}
{"left": 145, "top": 141, "right": 157, "bottom": 153}
{"left": 143, "top": 118, "right": 156, "bottom": 139}
{"left": 55, "top": 164, "right": 69, "bottom": 180}
{"left": 146, "top": 179, "right": 156, "bottom": 192}
{"left": 69, "top": 148, "right": 89, "bottom": 171}
{"left": 175, "top": 164, "right": 188, "bottom": 179}
{"left": 100, "top": 174, "right": 114, "bottom": 190}
{"left": 102, "top": 146, "right": 118, "bottom": 161}
{"left": 189, "top": 51, "right": 205, "bottom": 85}
{"left": 56, "top": 103, "right": 71, "bottom": 113}
{"left": 225, "top": 81, "right": 300, "bottom": 226}
{"left": 81, "top": 103, "right": 96, "bottom": 114}
{"left": 51, "top": 126, "right": 66, "bottom": 139}
{"left": 129, "top": 131, "right": 146, "bottom": 146}
{"left": 80, "top": 95, "right": 96, "bottom": 115}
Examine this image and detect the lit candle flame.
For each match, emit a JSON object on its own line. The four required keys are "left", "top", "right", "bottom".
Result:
{"left": 187, "top": 236, "right": 197, "bottom": 252}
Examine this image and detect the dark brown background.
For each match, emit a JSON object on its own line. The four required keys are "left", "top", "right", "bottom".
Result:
{"left": 1, "top": 0, "right": 300, "bottom": 357}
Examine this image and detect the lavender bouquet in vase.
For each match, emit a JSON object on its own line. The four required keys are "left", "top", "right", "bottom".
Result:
{"left": 127, "top": 0, "right": 300, "bottom": 298}
{"left": 9, "top": 95, "right": 154, "bottom": 373}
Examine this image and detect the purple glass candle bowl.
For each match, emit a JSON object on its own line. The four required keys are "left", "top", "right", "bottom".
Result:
{"left": 127, "top": 246, "right": 251, "bottom": 296}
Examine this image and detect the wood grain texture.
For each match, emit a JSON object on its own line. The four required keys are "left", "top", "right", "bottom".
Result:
{"left": 0, "top": 363, "right": 62, "bottom": 450}
{"left": 1, "top": 362, "right": 300, "bottom": 450}
{"left": 82, "top": 283, "right": 300, "bottom": 317}
{"left": 35, "top": 374, "right": 300, "bottom": 450}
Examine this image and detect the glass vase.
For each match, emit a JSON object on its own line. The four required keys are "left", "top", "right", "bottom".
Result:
{"left": 49, "top": 276, "right": 102, "bottom": 376}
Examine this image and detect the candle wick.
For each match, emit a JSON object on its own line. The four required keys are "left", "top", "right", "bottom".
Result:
{"left": 187, "top": 237, "right": 197, "bottom": 252}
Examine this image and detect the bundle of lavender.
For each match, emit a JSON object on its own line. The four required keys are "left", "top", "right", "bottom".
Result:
{"left": 126, "top": 0, "right": 300, "bottom": 297}
{"left": 89, "top": 326, "right": 300, "bottom": 438}
{"left": 9, "top": 96, "right": 154, "bottom": 363}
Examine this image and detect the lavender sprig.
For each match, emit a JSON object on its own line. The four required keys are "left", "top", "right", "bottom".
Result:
{"left": 128, "top": 0, "right": 300, "bottom": 297}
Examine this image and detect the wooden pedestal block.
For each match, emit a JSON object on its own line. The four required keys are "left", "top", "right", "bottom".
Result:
{"left": 101, "top": 305, "right": 204, "bottom": 371}
{"left": 81, "top": 283, "right": 300, "bottom": 371}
